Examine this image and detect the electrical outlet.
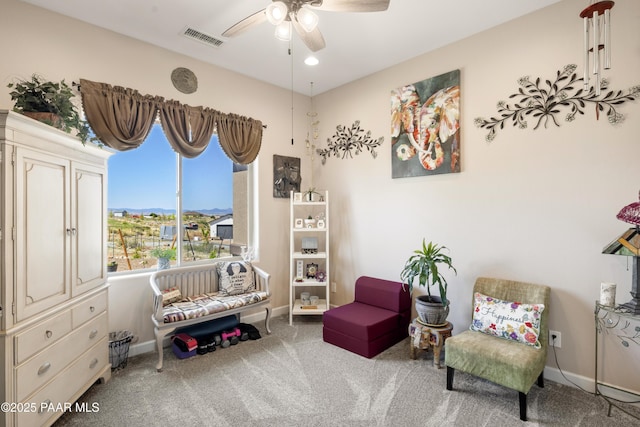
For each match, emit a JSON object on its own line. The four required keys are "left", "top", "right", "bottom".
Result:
{"left": 549, "top": 330, "right": 562, "bottom": 348}
{"left": 331, "top": 281, "right": 337, "bottom": 292}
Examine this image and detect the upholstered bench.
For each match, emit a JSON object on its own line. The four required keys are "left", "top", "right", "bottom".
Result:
{"left": 150, "top": 260, "right": 271, "bottom": 371}
{"left": 322, "top": 276, "right": 411, "bottom": 358}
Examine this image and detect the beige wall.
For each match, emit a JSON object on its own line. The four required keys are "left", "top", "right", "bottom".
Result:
{"left": 2, "top": 0, "right": 639, "bottom": 395}
{"left": 313, "top": 0, "right": 640, "bottom": 394}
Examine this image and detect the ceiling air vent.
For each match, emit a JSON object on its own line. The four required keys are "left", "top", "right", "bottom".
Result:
{"left": 182, "top": 27, "right": 224, "bottom": 48}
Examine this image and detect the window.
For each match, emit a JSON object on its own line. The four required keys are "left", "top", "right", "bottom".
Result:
{"left": 107, "top": 123, "right": 249, "bottom": 272}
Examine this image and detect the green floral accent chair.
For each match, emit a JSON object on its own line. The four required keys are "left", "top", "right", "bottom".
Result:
{"left": 445, "top": 277, "right": 550, "bottom": 422}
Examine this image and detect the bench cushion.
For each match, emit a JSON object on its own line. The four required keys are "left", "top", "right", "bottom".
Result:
{"left": 162, "top": 291, "right": 269, "bottom": 323}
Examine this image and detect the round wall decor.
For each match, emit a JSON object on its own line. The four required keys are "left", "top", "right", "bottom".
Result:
{"left": 171, "top": 67, "right": 198, "bottom": 94}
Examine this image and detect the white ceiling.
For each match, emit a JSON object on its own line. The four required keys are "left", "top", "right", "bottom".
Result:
{"left": 20, "top": 0, "right": 562, "bottom": 95}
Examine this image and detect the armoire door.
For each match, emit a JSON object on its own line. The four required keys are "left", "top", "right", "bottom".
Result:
{"left": 15, "top": 147, "right": 71, "bottom": 322}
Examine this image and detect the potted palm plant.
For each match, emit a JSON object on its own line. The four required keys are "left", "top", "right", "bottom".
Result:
{"left": 7, "top": 74, "right": 95, "bottom": 144}
{"left": 400, "top": 239, "right": 457, "bottom": 326}
{"left": 150, "top": 247, "right": 176, "bottom": 270}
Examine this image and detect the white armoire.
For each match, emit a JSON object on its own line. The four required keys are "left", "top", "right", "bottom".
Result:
{"left": 0, "top": 110, "right": 112, "bottom": 426}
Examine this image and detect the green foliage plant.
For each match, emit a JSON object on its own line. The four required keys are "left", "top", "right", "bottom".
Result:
{"left": 400, "top": 239, "right": 457, "bottom": 307}
{"left": 150, "top": 247, "right": 176, "bottom": 260}
{"left": 7, "top": 74, "right": 96, "bottom": 145}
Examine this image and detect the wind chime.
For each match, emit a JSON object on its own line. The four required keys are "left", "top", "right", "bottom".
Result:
{"left": 580, "top": 1, "right": 614, "bottom": 96}
{"left": 305, "top": 82, "right": 319, "bottom": 187}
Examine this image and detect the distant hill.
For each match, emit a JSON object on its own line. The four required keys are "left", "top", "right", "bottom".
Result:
{"left": 108, "top": 207, "right": 232, "bottom": 216}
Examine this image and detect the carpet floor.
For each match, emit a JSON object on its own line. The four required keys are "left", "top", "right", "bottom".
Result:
{"left": 54, "top": 315, "right": 640, "bottom": 426}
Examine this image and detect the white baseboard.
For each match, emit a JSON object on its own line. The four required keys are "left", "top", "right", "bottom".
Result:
{"left": 544, "top": 366, "right": 640, "bottom": 408}
{"left": 127, "top": 304, "right": 290, "bottom": 358}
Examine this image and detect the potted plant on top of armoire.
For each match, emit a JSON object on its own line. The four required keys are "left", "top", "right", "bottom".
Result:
{"left": 7, "top": 74, "right": 95, "bottom": 144}
{"left": 400, "top": 238, "right": 457, "bottom": 326}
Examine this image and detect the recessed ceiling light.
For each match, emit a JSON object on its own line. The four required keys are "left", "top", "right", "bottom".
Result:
{"left": 305, "top": 56, "right": 319, "bottom": 66}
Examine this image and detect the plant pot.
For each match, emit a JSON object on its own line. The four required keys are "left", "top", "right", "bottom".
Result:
{"left": 415, "top": 295, "right": 449, "bottom": 326}
{"left": 157, "top": 257, "right": 171, "bottom": 270}
{"left": 107, "top": 263, "right": 118, "bottom": 272}
{"left": 304, "top": 219, "right": 316, "bottom": 228}
{"left": 22, "top": 111, "right": 63, "bottom": 129}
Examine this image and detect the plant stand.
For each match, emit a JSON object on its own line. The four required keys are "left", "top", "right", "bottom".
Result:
{"left": 408, "top": 318, "right": 453, "bottom": 368}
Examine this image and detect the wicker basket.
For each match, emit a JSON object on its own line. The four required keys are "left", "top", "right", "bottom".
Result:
{"left": 109, "top": 330, "right": 134, "bottom": 370}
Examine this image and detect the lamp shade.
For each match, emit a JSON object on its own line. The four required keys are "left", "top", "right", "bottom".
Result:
{"left": 275, "top": 21, "right": 291, "bottom": 41}
{"left": 266, "top": 1, "right": 288, "bottom": 25}
{"left": 297, "top": 7, "right": 319, "bottom": 32}
{"left": 616, "top": 191, "right": 640, "bottom": 226}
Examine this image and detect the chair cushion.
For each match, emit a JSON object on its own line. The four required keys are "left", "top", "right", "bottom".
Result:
{"left": 470, "top": 292, "right": 545, "bottom": 348}
{"left": 322, "top": 302, "right": 401, "bottom": 341}
{"left": 445, "top": 330, "right": 547, "bottom": 394}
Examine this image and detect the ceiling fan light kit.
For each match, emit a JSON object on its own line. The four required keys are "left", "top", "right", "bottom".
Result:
{"left": 266, "top": 2, "right": 288, "bottom": 25}
{"left": 296, "top": 8, "right": 319, "bottom": 32}
{"left": 223, "top": 0, "right": 390, "bottom": 52}
{"left": 275, "top": 21, "right": 292, "bottom": 41}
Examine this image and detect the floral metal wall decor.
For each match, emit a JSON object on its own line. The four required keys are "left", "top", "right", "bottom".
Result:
{"left": 390, "top": 69, "right": 460, "bottom": 179}
{"left": 316, "top": 120, "right": 383, "bottom": 165}
{"left": 475, "top": 64, "right": 640, "bottom": 142}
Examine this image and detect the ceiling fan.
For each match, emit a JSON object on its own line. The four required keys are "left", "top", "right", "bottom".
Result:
{"left": 222, "top": 0, "right": 391, "bottom": 52}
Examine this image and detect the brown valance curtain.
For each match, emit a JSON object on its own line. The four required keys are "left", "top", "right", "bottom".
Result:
{"left": 158, "top": 101, "right": 218, "bottom": 159}
{"left": 79, "top": 79, "right": 160, "bottom": 151}
{"left": 217, "top": 113, "right": 263, "bottom": 164}
{"left": 79, "top": 78, "right": 263, "bottom": 164}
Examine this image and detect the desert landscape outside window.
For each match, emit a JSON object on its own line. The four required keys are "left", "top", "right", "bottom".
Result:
{"left": 107, "top": 123, "right": 247, "bottom": 272}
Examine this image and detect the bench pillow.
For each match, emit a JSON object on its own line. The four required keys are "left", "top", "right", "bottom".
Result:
{"left": 470, "top": 292, "right": 544, "bottom": 349}
{"left": 217, "top": 261, "right": 255, "bottom": 296}
{"left": 162, "top": 287, "right": 183, "bottom": 306}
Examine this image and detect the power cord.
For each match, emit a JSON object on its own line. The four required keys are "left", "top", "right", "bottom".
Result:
{"left": 550, "top": 334, "right": 640, "bottom": 420}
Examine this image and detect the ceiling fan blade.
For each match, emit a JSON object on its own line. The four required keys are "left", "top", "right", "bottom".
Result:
{"left": 292, "top": 18, "right": 326, "bottom": 52}
{"left": 310, "top": 0, "right": 390, "bottom": 12}
{"left": 222, "top": 9, "right": 267, "bottom": 37}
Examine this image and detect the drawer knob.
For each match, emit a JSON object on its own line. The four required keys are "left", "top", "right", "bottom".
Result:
{"left": 38, "top": 362, "right": 51, "bottom": 376}
{"left": 90, "top": 306, "right": 95, "bottom": 312}
{"left": 89, "top": 329, "right": 98, "bottom": 339}
{"left": 89, "top": 358, "right": 98, "bottom": 369}
{"left": 45, "top": 330, "right": 53, "bottom": 339}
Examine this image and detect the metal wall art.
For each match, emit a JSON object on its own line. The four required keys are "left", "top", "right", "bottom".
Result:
{"left": 273, "top": 155, "right": 301, "bottom": 198}
{"left": 316, "top": 120, "right": 383, "bottom": 164}
{"left": 390, "top": 69, "right": 460, "bottom": 179}
{"left": 475, "top": 64, "right": 640, "bottom": 142}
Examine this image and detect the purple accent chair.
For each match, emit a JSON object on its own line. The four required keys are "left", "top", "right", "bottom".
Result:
{"left": 322, "top": 276, "right": 412, "bottom": 358}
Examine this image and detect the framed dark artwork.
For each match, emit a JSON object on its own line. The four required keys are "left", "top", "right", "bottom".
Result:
{"left": 273, "top": 155, "right": 301, "bottom": 198}
{"left": 390, "top": 69, "right": 461, "bottom": 179}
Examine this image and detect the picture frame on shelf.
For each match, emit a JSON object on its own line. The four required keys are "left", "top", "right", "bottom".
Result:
{"left": 296, "top": 260, "right": 304, "bottom": 279}
{"left": 293, "top": 192, "right": 302, "bottom": 203}
{"left": 294, "top": 218, "right": 303, "bottom": 228}
{"left": 306, "top": 262, "right": 318, "bottom": 278}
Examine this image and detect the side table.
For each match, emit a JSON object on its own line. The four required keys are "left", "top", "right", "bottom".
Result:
{"left": 408, "top": 318, "right": 453, "bottom": 368}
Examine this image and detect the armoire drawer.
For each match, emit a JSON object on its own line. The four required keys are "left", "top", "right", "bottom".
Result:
{"left": 17, "top": 337, "right": 109, "bottom": 427}
{"left": 15, "top": 312, "right": 107, "bottom": 402}
{"left": 14, "top": 310, "right": 72, "bottom": 365}
{"left": 72, "top": 290, "right": 107, "bottom": 328}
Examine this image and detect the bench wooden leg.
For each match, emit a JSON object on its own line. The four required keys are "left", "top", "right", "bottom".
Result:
{"left": 155, "top": 327, "right": 174, "bottom": 372}
{"left": 264, "top": 305, "right": 272, "bottom": 334}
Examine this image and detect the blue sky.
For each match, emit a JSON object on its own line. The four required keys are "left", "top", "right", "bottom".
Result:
{"left": 107, "top": 124, "right": 233, "bottom": 211}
